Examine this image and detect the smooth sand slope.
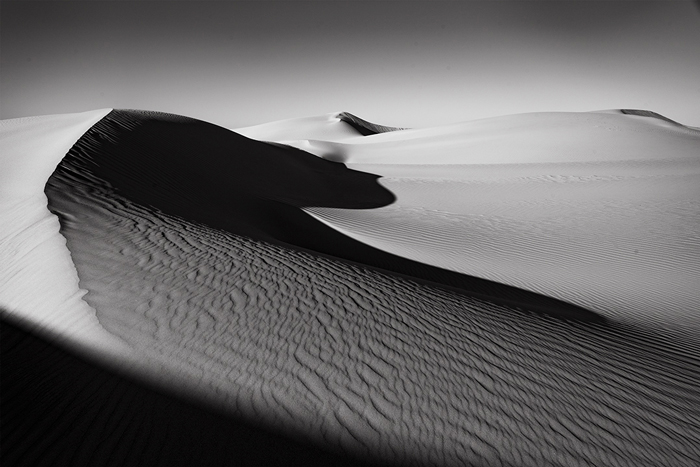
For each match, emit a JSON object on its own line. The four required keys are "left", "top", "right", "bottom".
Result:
{"left": 2, "top": 109, "right": 699, "bottom": 466}
{"left": 0, "top": 110, "right": 132, "bottom": 357}
{"left": 238, "top": 109, "right": 700, "bottom": 338}
{"left": 235, "top": 111, "right": 406, "bottom": 142}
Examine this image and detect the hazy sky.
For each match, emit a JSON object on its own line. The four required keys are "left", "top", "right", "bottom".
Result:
{"left": 2, "top": 1, "right": 700, "bottom": 128}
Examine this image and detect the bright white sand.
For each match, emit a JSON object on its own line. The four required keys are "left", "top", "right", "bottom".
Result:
{"left": 276, "top": 110, "right": 700, "bottom": 164}
{"left": 234, "top": 111, "right": 367, "bottom": 143}
{"left": 0, "top": 110, "right": 132, "bottom": 356}
{"left": 239, "top": 110, "right": 700, "bottom": 335}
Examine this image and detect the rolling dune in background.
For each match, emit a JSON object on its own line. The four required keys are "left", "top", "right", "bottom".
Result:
{"left": 238, "top": 110, "right": 700, "bottom": 338}
{"left": 2, "top": 109, "right": 699, "bottom": 466}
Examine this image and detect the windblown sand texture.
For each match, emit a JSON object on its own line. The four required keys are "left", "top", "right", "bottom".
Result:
{"left": 1, "top": 108, "right": 699, "bottom": 466}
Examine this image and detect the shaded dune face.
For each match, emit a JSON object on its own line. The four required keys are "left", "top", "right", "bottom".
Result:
{"left": 39, "top": 110, "right": 700, "bottom": 466}
{"left": 46, "top": 156, "right": 700, "bottom": 466}
{"left": 336, "top": 112, "right": 408, "bottom": 136}
{"left": 64, "top": 109, "right": 600, "bottom": 321}
{"left": 278, "top": 109, "right": 700, "bottom": 340}
{"left": 620, "top": 108, "right": 683, "bottom": 126}
{"left": 72, "top": 110, "right": 394, "bottom": 236}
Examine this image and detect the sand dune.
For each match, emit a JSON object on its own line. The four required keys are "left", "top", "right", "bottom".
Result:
{"left": 240, "top": 110, "right": 700, "bottom": 337}
{"left": 291, "top": 110, "right": 700, "bottom": 164}
{"left": 0, "top": 110, "right": 133, "bottom": 358}
{"left": 2, "top": 109, "right": 700, "bottom": 466}
{"left": 234, "top": 111, "right": 405, "bottom": 143}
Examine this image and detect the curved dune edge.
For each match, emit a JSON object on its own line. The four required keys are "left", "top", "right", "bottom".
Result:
{"left": 233, "top": 111, "right": 407, "bottom": 145}
{"left": 2, "top": 108, "right": 699, "bottom": 465}
{"left": 234, "top": 112, "right": 362, "bottom": 142}
{"left": 57, "top": 110, "right": 602, "bottom": 323}
{"left": 238, "top": 109, "right": 700, "bottom": 338}
{"left": 34, "top": 108, "right": 700, "bottom": 466}
{"left": 619, "top": 108, "right": 685, "bottom": 126}
{"left": 281, "top": 110, "right": 700, "bottom": 164}
{"left": 335, "top": 112, "right": 408, "bottom": 136}
{"left": 302, "top": 162, "right": 700, "bottom": 337}
{"left": 47, "top": 147, "right": 700, "bottom": 466}
{"left": 0, "top": 110, "right": 133, "bottom": 359}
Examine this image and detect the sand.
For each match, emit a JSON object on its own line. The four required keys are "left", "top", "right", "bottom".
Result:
{"left": 235, "top": 111, "right": 405, "bottom": 142}
{"left": 0, "top": 110, "right": 132, "bottom": 357}
{"left": 239, "top": 110, "right": 700, "bottom": 338}
{"left": 2, "top": 108, "right": 699, "bottom": 466}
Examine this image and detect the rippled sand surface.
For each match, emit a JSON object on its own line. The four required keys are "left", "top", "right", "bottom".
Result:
{"left": 2, "top": 109, "right": 699, "bottom": 466}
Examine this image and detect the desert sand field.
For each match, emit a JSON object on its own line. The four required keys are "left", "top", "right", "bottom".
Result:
{"left": 1, "top": 109, "right": 699, "bottom": 466}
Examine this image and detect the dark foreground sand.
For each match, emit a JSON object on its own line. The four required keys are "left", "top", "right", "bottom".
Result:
{"left": 1, "top": 313, "right": 387, "bottom": 467}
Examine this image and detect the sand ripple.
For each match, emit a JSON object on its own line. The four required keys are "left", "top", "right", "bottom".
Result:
{"left": 44, "top": 138, "right": 700, "bottom": 466}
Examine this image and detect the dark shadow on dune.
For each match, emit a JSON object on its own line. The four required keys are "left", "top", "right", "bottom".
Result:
{"left": 620, "top": 109, "right": 684, "bottom": 126}
{"left": 4, "top": 304, "right": 698, "bottom": 467}
{"left": 53, "top": 109, "right": 603, "bottom": 322}
{"left": 0, "top": 311, "right": 388, "bottom": 467}
{"left": 336, "top": 112, "right": 408, "bottom": 136}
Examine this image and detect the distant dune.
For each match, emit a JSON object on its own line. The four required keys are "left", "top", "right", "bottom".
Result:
{"left": 240, "top": 109, "right": 700, "bottom": 337}
{"left": 234, "top": 111, "right": 406, "bottom": 142}
{"left": 2, "top": 108, "right": 699, "bottom": 466}
{"left": 336, "top": 111, "right": 408, "bottom": 136}
{"left": 620, "top": 108, "right": 684, "bottom": 125}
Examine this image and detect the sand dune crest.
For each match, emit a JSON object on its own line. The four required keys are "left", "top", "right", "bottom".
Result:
{"left": 1, "top": 108, "right": 699, "bottom": 466}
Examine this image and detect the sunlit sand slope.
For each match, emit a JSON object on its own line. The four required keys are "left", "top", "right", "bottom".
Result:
{"left": 244, "top": 110, "right": 700, "bottom": 337}
{"left": 34, "top": 110, "right": 700, "bottom": 466}
{"left": 234, "top": 111, "right": 405, "bottom": 142}
{"left": 57, "top": 110, "right": 598, "bottom": 321}
{"left": 0, "top": 110, "right": 132, "bottom": 357}
{"left": 291, "top": 110, "right": 700, "bottom": 164}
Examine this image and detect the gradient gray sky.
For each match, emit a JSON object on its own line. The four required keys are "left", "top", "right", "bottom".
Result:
{"left": 2, "top": 1, "right": 699, "bottom": 128}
